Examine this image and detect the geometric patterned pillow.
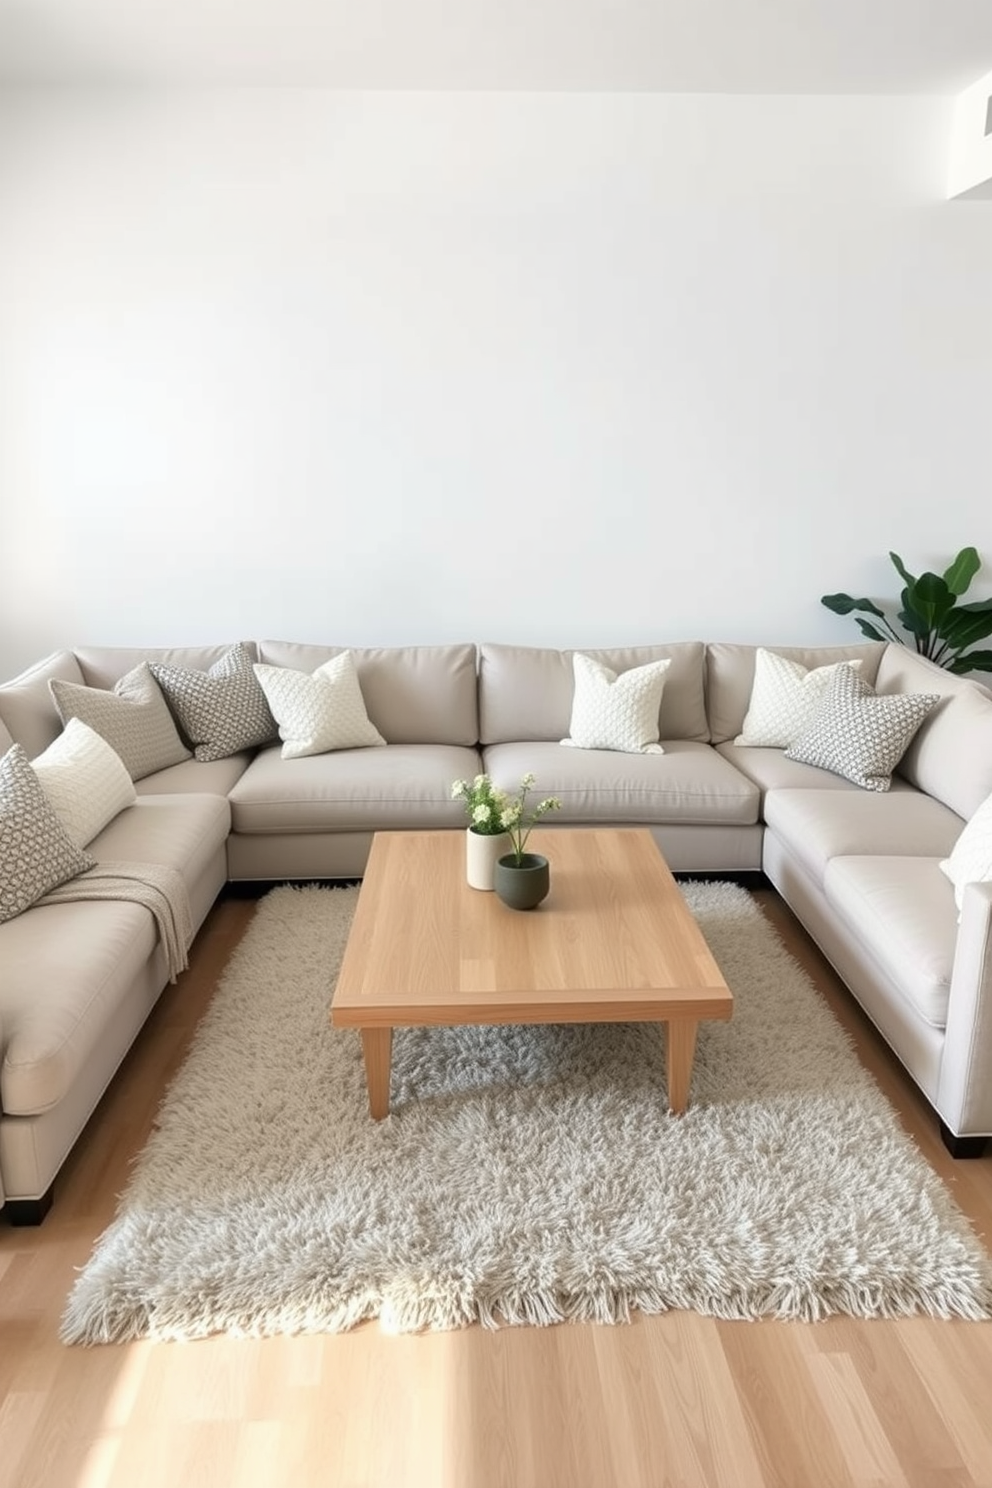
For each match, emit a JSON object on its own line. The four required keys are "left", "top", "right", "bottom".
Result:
{"left": 784, "top": 665, "right": 940, "bottom": 792}
{"left": 252, "top": 651, "right": 387, "bottom": 760}
{"left": 560, "top": 653, "right": 671, "bottom": 754}
{"left": 30, "top": 717, "right": 136, "bottom": 847}
{"left": 734, "top": 649, "right": 863, "bottom": 747}
{"left": 49, "top": 662, "right": 192, "bottom": 782}
{"left": 0, "top": 743, "right": 94, "bottom": 923}
{"left": 150, "top": 643, "right": 278, "bottom": 762}
{"left": 939, "top": 789, "right": 992, "bottom": 916}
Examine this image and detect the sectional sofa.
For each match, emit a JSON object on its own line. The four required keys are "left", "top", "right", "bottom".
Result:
{"left": 1, "top": 637, "right": 991, "bottom": 1224}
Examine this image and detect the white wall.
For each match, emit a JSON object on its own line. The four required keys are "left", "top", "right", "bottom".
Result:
{"left": 1, "top": 89, "right": 991, "bottom": 678}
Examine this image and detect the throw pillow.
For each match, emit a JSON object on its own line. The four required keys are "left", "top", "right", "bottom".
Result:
{"left": 150, "top": 642, "right": 278, "bottom": 762}
{"left": 560, "top": 653, "right": 671, "bottom": 754}
{"left": 940, "top": 790, "right": 992, "bottom": 916}
{"left": 253, "top": 651, "right": 386, "bottom": 760}
{"left": 49, "top": 662, "right": 192, "bottom": 782}
{"left": 784, "top": 666, "right": 940, "bottom": 792}
{"left": 30, "top": 717, "right": 136, "bottom": 847}
{"left": 734, "top": 650, "right": 864, "bottom": 747}
{"left": 0, "top": 744, "right": 94, "bottom": 924}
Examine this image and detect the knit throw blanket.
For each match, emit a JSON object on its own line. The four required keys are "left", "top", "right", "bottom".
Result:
{"left": 38, "top": 862, "right": 194, "bottom": 983}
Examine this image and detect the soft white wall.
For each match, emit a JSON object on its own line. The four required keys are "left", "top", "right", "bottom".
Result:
{"left": 1, "top": 89, "right": 991, "bottom": 678}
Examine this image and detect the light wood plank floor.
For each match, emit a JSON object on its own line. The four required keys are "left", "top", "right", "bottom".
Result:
{"left": 2, "top": 886, "right": 991, "bottom": 1488}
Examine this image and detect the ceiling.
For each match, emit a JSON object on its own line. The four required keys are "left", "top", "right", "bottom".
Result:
{"left": 1, "top": 0, "right": 991, "bottom": 94}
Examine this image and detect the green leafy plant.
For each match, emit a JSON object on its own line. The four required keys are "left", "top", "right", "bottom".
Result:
{"left": 821, "top": 546, "right": 992, "bottom": 675}
{"left": 451, "top": 772, "right": 561, "bottom": 861}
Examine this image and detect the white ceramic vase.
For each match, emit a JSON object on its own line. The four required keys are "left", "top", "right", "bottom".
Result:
{"left": 465, "top": 828, "right": 513, "bottom": 891}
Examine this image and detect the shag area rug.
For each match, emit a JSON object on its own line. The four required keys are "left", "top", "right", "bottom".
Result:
{"left": 63, "top": 882, "right": 992, "bottom": 1343}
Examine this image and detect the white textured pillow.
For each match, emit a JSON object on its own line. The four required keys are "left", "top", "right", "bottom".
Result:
{"left": 940, "top": 790, "right": 992, "bottom": 916}
{"left": 31, "top": 718, "right": 136, "bottom": 847}
{"left": 735, "top": 650, "right": 864, "bottom": 747}
{"left": 253, "top": 651, "right": 386, "bottom": 760}
{"left": 561, "top": 653, "right": 671, "bottom": 754}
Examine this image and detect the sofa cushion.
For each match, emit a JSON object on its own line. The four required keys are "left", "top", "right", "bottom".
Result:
{"left": 254, "top": 652, "right": 386, "bottom": 759}
{"left": 256, "top": 642, "right": 479, "bottom": 747}
{"left": 875, "top": 647, "right": 992, "bottom": 822}
{"left": 939, "top": 789, "right": 992, "bottom": 917}
{"left": 716, "top": 742, "right": 866, "bottom": 800}
{"left": 149, "top": 642, "right": 278, "bottom": 762}
{"left": 561, "top": 654, "right": 671, "bottom": 754}
{"left": 30, "top": 718, "right": 136, "bottom": 847}
{"left": 134, "top": 753, "right": 255, "bottom": 797}
{"left": 734, "top": 649, "right": 863, "bottom": 747}
{"left": 0, "top": 792, "right": 230, "bottom": 1114}
{"left": 479, "top": 642, "right": 709, "bottom": 746}
{"left": 784, "top": 667, "right": 939, "bottom": 792}
{"left": 49, "top": 663, "right": 192, "bottom": 781}
{"left": 87, "top": 792, "right": 232, "bottom": 895}
{"left": 763, "top": 787, "right": 962, "bottom": 888}
{"left": 482, "top": 740, "right": 760, "bottom": 826}
{"left": 823, "top": 856, "right": 957, "bottom": 1027}
{"left": 0, "top": 898, "right": 159, "bottom": 1115}
{"left": 228, "top": 743, "right": 480, "bottom": 834}
{"left": 0, "top": 650, "right": 85, "bottom": 758}
{"left": 74, "top": 643, "right": 257, "bottom": 688}
{"left": 0, "top": 744, "right": 94, "bottom": 924}
{"left": 705, "top": 642, "right": 886, "bottom": 745}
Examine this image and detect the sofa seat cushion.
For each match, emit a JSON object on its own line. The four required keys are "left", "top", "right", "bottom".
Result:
{"left": 228, "top": 744, "right": 481, "bottom": 834}
{"left": 715, "top": 743, "right": 866, "bottom": 801}
{"left": 481, "top": 740, "right": 760, "bottom": 826}
{"left": 0, "top": 899, "right": 158, "bottom": 1114}
{"left": 135, "top": 753, "right": 255, "bottom": 798}
{"left": 87, "top": 793, "right": 232, "bottom": 894}
{"left": 764, "top": 787, "right": 962, "bottom": 888}
{"left": 823, "top": 856, "right": 958, "bottom": 1027}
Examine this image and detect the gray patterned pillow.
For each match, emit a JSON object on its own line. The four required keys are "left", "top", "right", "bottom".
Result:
{"left": 0, "top": 744, "right": 94, "bottom": 923}
{"left": 785, "top": 665, "right": 940, "bottom": 792}
{"left": 49, "top": 662, "right": 191, "bottom": 782}
{"left": 150, "top": 643, "right": 278, "bottom": 762}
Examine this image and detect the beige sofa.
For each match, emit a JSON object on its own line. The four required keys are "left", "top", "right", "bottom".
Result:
{"left": 2, "top": 636, "right": 991, "bottom": 1223}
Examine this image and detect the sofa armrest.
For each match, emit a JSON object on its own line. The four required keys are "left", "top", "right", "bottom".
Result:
{"left": 937, "top": 880, "right": 992, "bottom": 1137}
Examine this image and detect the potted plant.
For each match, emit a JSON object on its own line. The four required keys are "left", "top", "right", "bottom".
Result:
{"left": 821, "top": 546, "right": 992, "bottom": 675}
{"left": 451, "top": 772, "right": 561, "bottom": 901}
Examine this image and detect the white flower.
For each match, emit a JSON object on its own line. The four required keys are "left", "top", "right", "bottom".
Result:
{"left": 451, "top": 780, "right": 467, "bottom": 800}
{"left": 472, "top": 803, "right": 491, "bottom": 825}
{"left": 521, "top": 772, "right": 536, "bottom": 788}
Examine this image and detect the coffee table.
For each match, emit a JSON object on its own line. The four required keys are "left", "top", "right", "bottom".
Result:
{"left": 330, "top": 826, "right": 733, "bottom": 1119}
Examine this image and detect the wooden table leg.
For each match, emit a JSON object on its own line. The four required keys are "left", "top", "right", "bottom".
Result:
{"left": 666, "top": 1019, "right": 698, "bottom": 1115}
{"left": 361, "top": 1027, "right": 393, "bottom": 1119}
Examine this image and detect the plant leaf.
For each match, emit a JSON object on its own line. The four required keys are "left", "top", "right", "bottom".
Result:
{"left": 854, "top": 619, "right": 891, "bottom": 643}
{"left": 821, "top": 592, "right": 886, "bottom": 618}
{"left": 947, "top": 649, "right": 992, "bottom": 675}
{"left": 942, "top": 546, "right": 981, "bottom": 597}
{"left": 907, "top": 572, "right": 956, "bottom": 633}
{"left": 940, "top": 599, "right": 992, "bottom": 650}
{"left": 889, "top": 551, "right": 918, "bottom": 589}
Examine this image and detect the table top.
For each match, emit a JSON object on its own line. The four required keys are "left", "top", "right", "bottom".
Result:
{"left": 330, "top": 827, "right": 733, "bottom": 1028}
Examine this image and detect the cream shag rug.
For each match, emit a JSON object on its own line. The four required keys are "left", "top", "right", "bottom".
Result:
{"left": 62, "top": 882, "right": 992, "bottom": 1343}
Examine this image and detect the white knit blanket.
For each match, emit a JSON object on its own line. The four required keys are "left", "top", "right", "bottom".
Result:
{"left": 38, "top": 861, "right": 194, "bottom": 982}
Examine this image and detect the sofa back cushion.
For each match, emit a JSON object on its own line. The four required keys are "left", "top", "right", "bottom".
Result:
{"left": 478, "top": 642, "right": 709, "bottom": 746}
{"left": 705, "top": 642, "right": 886, "bottom": 745}
{"left": 74, "top": 643, "right": 257, "bottom": 689}
{"left": 255, "top": 642, "right": 479, "bottom": 746}
{"left": 0, "top": 650, "right": 85, "bottom": 758}
{"left": 875, "top": 646, "right": 992, "bottom": 820}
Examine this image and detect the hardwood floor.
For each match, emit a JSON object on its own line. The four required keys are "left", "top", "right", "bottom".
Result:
{"left": 2, "top": 886, "right": 991, "bottom": 1488}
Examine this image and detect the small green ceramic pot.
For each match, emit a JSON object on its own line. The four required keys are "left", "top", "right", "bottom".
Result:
{"left": 493, "top": 853, "right": 550, "bottom": 911}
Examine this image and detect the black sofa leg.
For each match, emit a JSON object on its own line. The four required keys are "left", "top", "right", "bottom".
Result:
{"left": 4, "top": 1185, "right": 54, "bottom": 1226}
{"left": 940, "top": 1121, "right": 988, "bottom": 1159}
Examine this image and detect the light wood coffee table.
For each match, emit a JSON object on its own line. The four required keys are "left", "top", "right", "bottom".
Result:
{"left": 331, "top": 826, "right": 733, "bottom": 1119}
